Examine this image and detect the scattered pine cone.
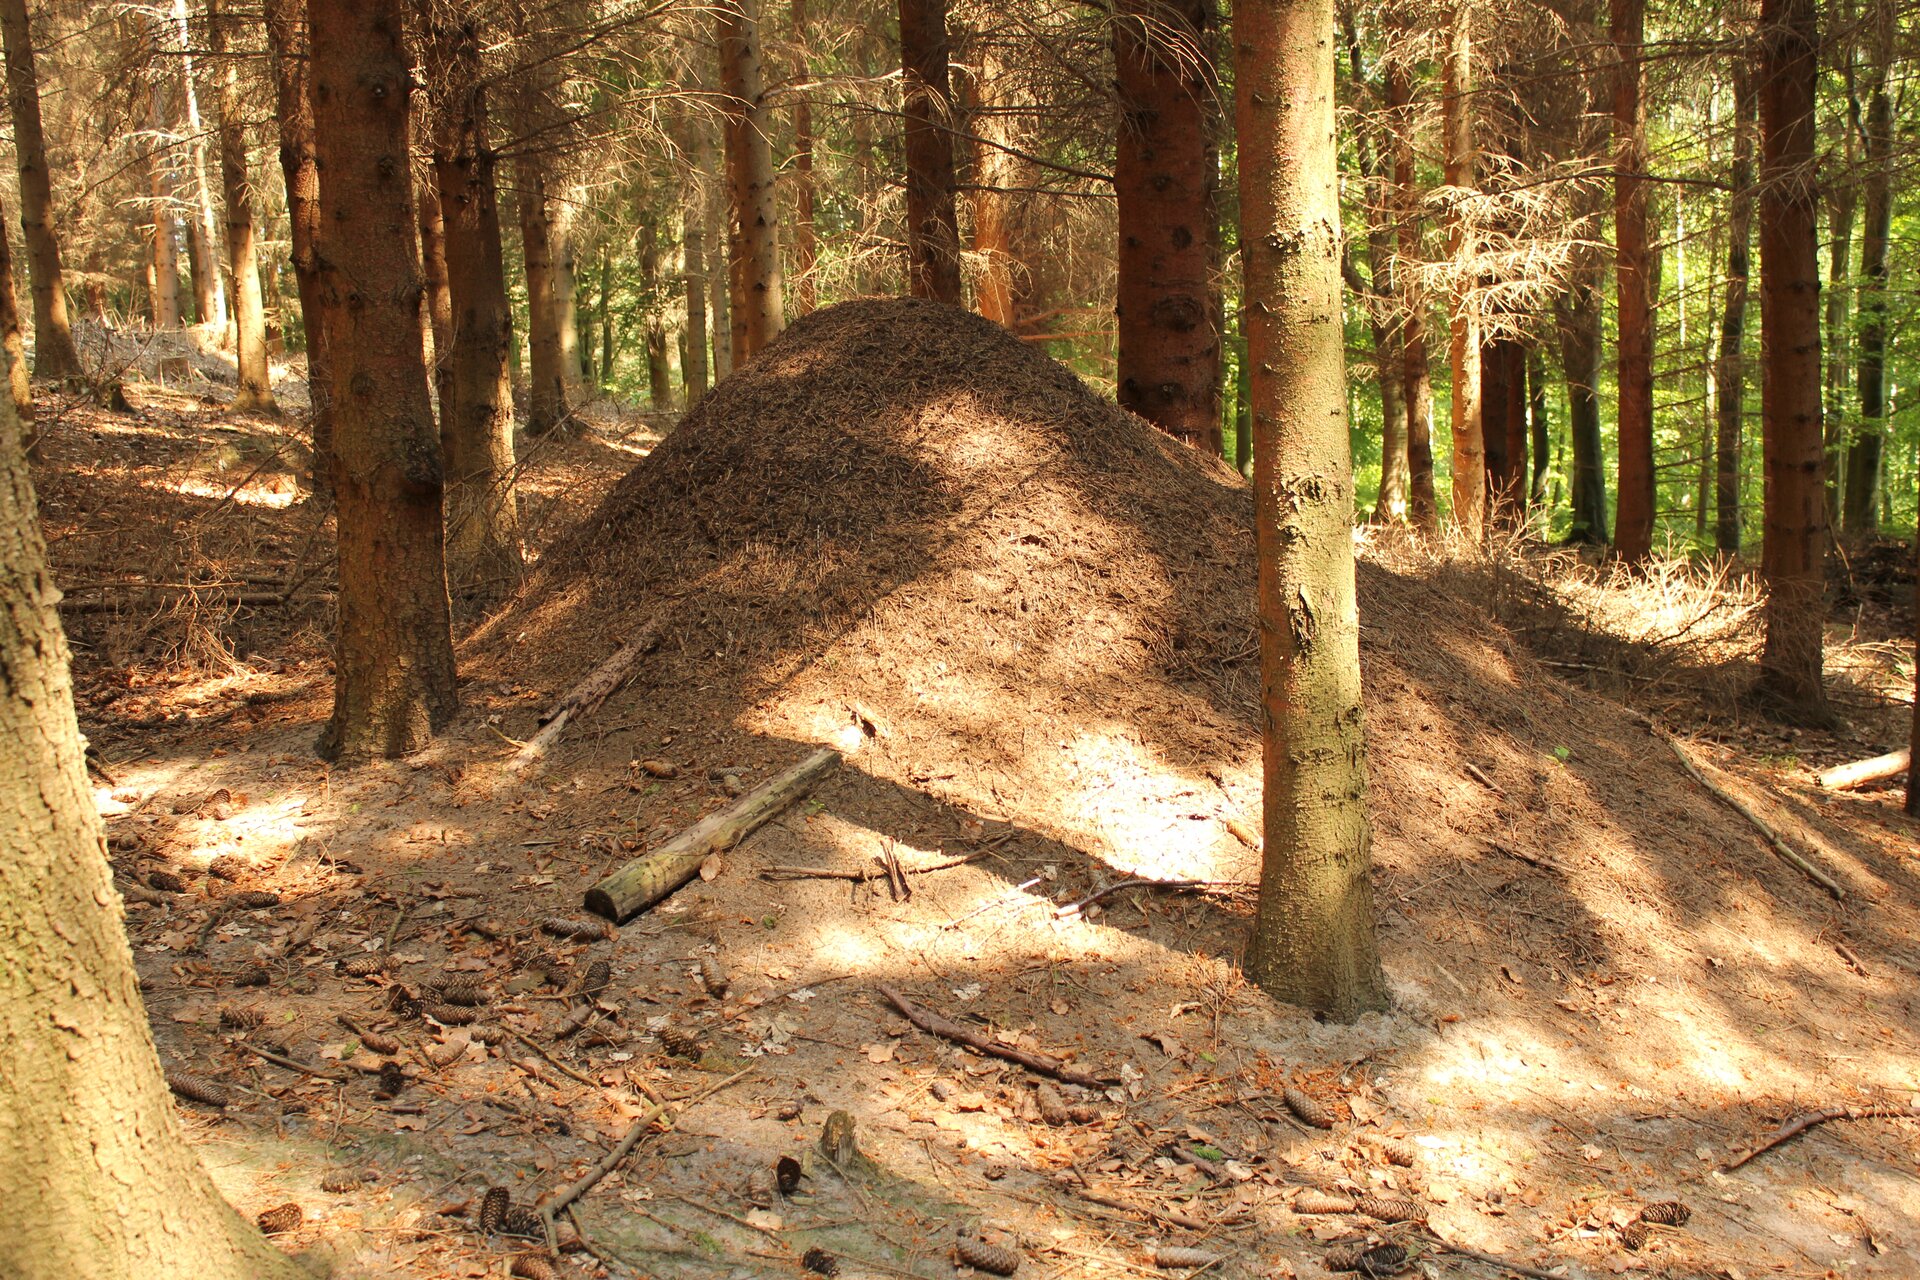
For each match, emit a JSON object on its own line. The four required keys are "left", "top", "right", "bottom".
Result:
{"left": 776, "top": 1155, "right": 803, "bottom": 1196}
{"left": 207, "top": 854, "right": 248, "bottom": 881}
{"left": 802, "top": 1247, "right": 840, "bottom": 1276}
{"left": 166, "top": 1070, "right": 231, "bottom": 1108}
{"left": 320, "top": 1173, "right": 364, "bottom": 1193}
{"left": 1638, "top": 1200, "right": 1691, "bottom": 1227}
{"left": 511, "top": 1257, "right": 559, "bottom": 1280}
{"left": 229, "top": 890, "right": 282, "bottom": 910}
{"left": 256, "top": 1202, "right": 303, "bottom": 1235}
{"left": 1353, "top": 1195, "right": 1426, "bottom": 1223}
{"left": 433, "top": 976, "right": 487, "bottom": 1007}
{"left": 1283, "top": 1086, "right": 1335, "bottom": 1129}
{"left": 539, "top": 916, "right": 609, "bottom": 941}
{"left": 699, "top": 954, "right": 730, "bottom": 997}
{"left": 421, "top": 1000, "right": 478, "bottom": 1026}
{"left": 479, "top": 1186, "right": 510, "bottom": 1233}
{"left": 468, "top": 1024, "right": 503, "bottom": 1045}
{"left": 954, "top": 1235, "right": 1021, "bottom": 1275}
{"left": 341, "top": 954, "right": 385, "bottom": 978}
{"left": 498, "top": 1203, "right": 546, "bottom": 1239}
{"left": 231, "top": 964, "right": 272, "bottom": 988}
{"left": 148, "top": 868, "right": 188, "bottom": 893}
{"left": 1618, "top": 1220, "right": 1650, "bottom": 1251}
{"left": 659, "top": 1025, "right": 702, "bottom": 1059}
{"left": 1364, "top": 1135, "right": 1417, "bottom": 1167}
{"left": 387, "top": 985, "right": 422, "bottom": 1018}
{"left": 374, "top": 1060, "right": 406, "bottom": 1099}
{"left": 218, "top": 1004, "right": 265, "bottom": 1030}
{"left": 1324, "top": 1242, "right": 1409, "bottom": 1275}
{"left": 577, "top": 959, "right": 611, "bottom": 999}
{"left": 1293, "top": 1189, "right": 1356, "bottom": 1215}
{"left": 1153, "top": 1246, "right": 1223, "bottom": 1269}
{"left": 1034, "top": 1083, "right": 1071, "bottom": 1126}
{"left": 359, "top": 1029, "right": 401, "bottom": 1056}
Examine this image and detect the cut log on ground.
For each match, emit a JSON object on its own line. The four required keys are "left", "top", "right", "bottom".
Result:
{"left": 1816, "top": 749, "right": 1910, "bottom": 791}
{"left": 584, "top": 747, "right": 841, "bottom": 922}
{"left": 877, "top": 982, "right": 1113, "bottom": 1088}
{"left": 508, "top": 622, "right": 663, "bottom": 772}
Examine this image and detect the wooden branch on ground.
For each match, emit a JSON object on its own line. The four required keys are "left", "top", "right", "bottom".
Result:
{"left": 504, "top": 1025, "right": 597, "bottom": 1086}
{"left": 1723, "top": 1103, "right": 1920, "bottom": 1171}
{"left": 877, "top": 983, "right": 1112, "bottom": 1088}
{"left": 1662, "top": 735, "right": 1845, "bottom": 899}
{"left": 1054, "top": 878, "right": 1252, "bottom": 918}
{"left": 757, "top": 850, "right": 987, "bottom": 882}
{"left": 1420, "top": 1230, "right": 1569, "bottom": 1280}
{"left": 237, "top": 1040, "right": 352, "bottom": 1081}
{"left": 584, "top": 748, "right": 842, "bottom": 922}
{"left": 1816, "top": 749, "right": 1910, "bottom": 791}
{"left": 508, "top": 623, "right": 663, "bottom": 772}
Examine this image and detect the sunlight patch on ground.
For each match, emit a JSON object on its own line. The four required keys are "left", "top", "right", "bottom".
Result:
{"left": 164, "top": 475, "right": 301, "bottom": 508}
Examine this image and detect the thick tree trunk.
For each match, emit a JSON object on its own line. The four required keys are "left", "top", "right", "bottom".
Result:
{"left": 171, "top": 0, "right": 227, "bottom": 334}
{"left": 1442, "top": 4, "right": 1483, "bottom": 539}
{"left": 1113, "top": 0, "right": 1220, "bottom": 450}
{"left": 1557, "top": 263, "right": 1611, "bottom": 544}
{"left": 1843, "top": 11, "right": 1890, "bottom": 534}
{"left": 1756, "top": 0, "right": 1828, "bottom": 717}
{"left": 0, "top": 0, "right": 79, "bottom": 377}
{"left": 1611, "top": 0, "right": 1654, "bottom": 561}
{"left": 0, "top": 192, "right": 32, "bottom": 425}
{"left": 0, "top": 342, "right": 305, "bottom": 1279}
{"left": 209, "top": 0, "right": 275, "bottom": 412}
{"left": 1388, "top": 61, "right": 1436, "bottom": 531}
{"left": 641, "top": 217, "right": 673, "bottom": 410}
{"left": 1480, "top": 337, "right": 1527, "bottom": 521}
{"left": 897, "top": 0, "right": 962, "bottom": 304}
{"left": 1236, "top": 0, "right": 1386, "bottom": 1020}
{"left": 790, "top": 0, "right": 818, "bottom": 315}
{"left": 263, "top": 0, "right": 329, "bottom": 492}
{"left": 518, "top": 153, "right": 573, "bottom": 434}
{"left": 968, "top": 44, "right": 1018, "bottom": 327}
{"left": 1715, "top": 58, "right": 1755, "bottom": 555}
{"left": 718, "top": 0, "right": 784, "bottom": 362}
{"left": 419, "top": 5, "right": 523, "bottom": 602}
{"left": 311, "top": 0, "right": 458, "bottom": 760}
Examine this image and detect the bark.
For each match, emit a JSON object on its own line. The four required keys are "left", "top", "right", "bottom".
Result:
{"left": 681, "top": 144, "right": 710, "bottom": 404}
{"left": 1715, "top": 58, "right": 1755, "bottom": 554}
{"left": 0, "top": 333, "right": 305, "bottom": 1279}
{"left": 717, "top": 0, "right": 784, "bottom": 362}
{"left": 146, "top": 79, "right": 183, "bottom": 330}
{"left": 597, "top": 249, "right": 613, "bottom": 388}
{"left": 1480, "top": 336, "right": 1527, "bottom": 519}
{"left": 790, "top": 0, "right": 818, "bottom": 315}
{"left": 1388, "top": 60, "right": 1436, "bottom": 531}
{"left": 1824, "top": 53, "right": 1858, "bottom": 524}
{"left": 1442, "top": 4, "right": 1482, "bottom": 539}
{"left": 209, "top": 0, "right": 275, "bottom": 413}
{"left": 968, "top": 44, "right": 1018, "bottom": 327}
{"left": 1236, "top": 0, "right": 1387, "bottom": 1019}
{"left": 262, "top": 0, "right": 329, "bottom": 493}
{"left": 0, "top": 191, "right": 31, "bottom": 425}
{"left": 1556, "top": 261, "right": 1610, "bottom": 544}
{"left": 898, "top": 0, "right": 963, "bottom": 304}
{"left": 0, "top": 0, "right": 79, "bottom": 376}
{"left": 416, "top": 180, "right": 455, "bottom": 431}
{"left": 1527, "top": 345, "right": 1549, "bottom": 507}
{"left": 1756, "top": 0, "right": 1828, "bottom": 717}
{"left": 418, "top": 4, "right": 523, "bottom": 601}
{"left": 641, "top": 216, "right": 673, "bottom": 410}
{"left": 1843, "top": 7, "right": 1890, "bottom": 534}
{"left": 310, "top": 0, "right": 458, "bottom": 760}
{"left": 518, "top": 152, "right": 573, "bottom": 434}
{"left": 702, "top": 120, "right": 732, "bottom": 381}
{"left": 170, "top": 0, "right": 226, "bottom": 333}
{"left": 1611, "top": 0, "right": 1654, "bottom": 561}
{"left": 1113, "top": 0, "right": 1220, "bottom": 450}
{"left": 553, "top": 187, "right": 583, "bottom": 391}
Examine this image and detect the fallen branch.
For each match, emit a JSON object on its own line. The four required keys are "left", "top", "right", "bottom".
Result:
{"left": 585, "top": 748, "right": 841, "bottom": 922}
{"left": 1816, "top": 749, "right": 1910, "bottom": 791}
{"left": 1068, "top": 1186, "right": 1225, "bottom": 1232}
{"left": 508, "top": 623, "right": 663, "bottom": 772}
{"left": 758, "top": 850, "right": 987, "bottom": 883}
{"left": 1420, "top": 1230, "right": 1569, "bottom": 1280}
{"left": 1662, "top": 735, "right": 1845, "bottom": 899}
{"left": 1724, "top": 1103, "right": 1920, "bottom": 1171}
{"left": 504, "top": 1025, "right": 598, "bottom": 1086}
{"left": 877, "top": 983, "right": 1112, "bottom": 1088}
{"left": 238, "top": 1040, "right": 351, "bottom": 1082}
{"left": 1055, "top": 878, "right": 1252, "bottom": 918}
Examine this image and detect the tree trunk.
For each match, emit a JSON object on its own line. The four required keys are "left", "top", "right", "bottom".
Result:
{"left": 1113, "top": 0, "right": 1220, "bottom": 450}
{"left": 310, "top": 0, "right": 459, "bottom": 760}
{"left": 1236, "top": 0, "right": 1387, "bottom": 1020}
{"left": 1611, "top": 0, "right": 1654, "bottom": 561}
{"left": 416, "top": 181, "right": 455, "bottom": 430}
{"left": 641, "top": 216, "right": 673, "bottom": 410}
{"left": 1824, "top": 54, "right": 1859, "bottom": 526}
{"left": 1756, "top": 0, "right": 1828, "bottom": 718}
{"left": 553, "top": 187, "right": 583, "bottom": 391}
{"left": 418, "top": 4, "right": 523, "bottom": 602}
{"left": 682, "top": 150, "right": 710, "bottom": 404}
{"left": 518, "top": 153, "right": 573, "bottom": 434}
{"left": 1843, "top": 6, "right": 1890, "bottom": 534}
{"left": 1557, "top": 261, "right": 1611, "bottom": 544}
{"left": 968, "top": 44, "right": 1018, "bottom": 327}
{"left": 598, "top": 249, "right": 614, "bottom": 389}
{"left": 171, "top": 0, "right": 227, "bottom": 334}
{"left": 789, "top": 0, "right": 818, "bottom": 315}
{"left": 717, "top": 0, "right": 783, "bottom": 362}
{"left": 1527, "top": 345, "right": 1549, "bottom": 506}
{"left": 146, "top": 79, "right": 183, "bottom": 331}
{"left": 262, "top": 0, "right": 329, "bottom": 493}
{"left": 897, "top": 0, "right": 963, "bottom": 304}
{"left": 0, "top": 335, "right": 306, "bottom": 1280}
{"left": 1388, "top": 60, "right": 1436, "bottom": 531}
{"left": 0, "top": 0, "right": 79, "bottom": 377}
{"left": 701, "top": 121, "right": 733, "bottom": 381}
{"left": 1442, "top": 4, "right": 1483, "bottom": 539}
{"left": 209, "top": 0, "right": 276, "bottom": 413}
{"left": 1715, "top": 57, "right": 1755, "bottom": 555}
{"left": 0, "top": 192, "right": 32, "bottom": 426}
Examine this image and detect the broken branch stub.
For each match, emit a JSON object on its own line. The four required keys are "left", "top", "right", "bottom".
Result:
{"left": 584, "top": 748, "right": 841, "bottom": 922}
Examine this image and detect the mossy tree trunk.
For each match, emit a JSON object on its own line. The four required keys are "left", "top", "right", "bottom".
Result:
{"left": 1236, "top": 0, "right": 1388, "bottom": 1020}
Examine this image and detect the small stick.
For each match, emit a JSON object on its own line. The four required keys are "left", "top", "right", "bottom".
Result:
{"left": 1421, "top": 1230, "right": 1569, "bottom": 1280}
{"left": 1055, "top": 879, "right": 1252, "bottom": 918}
{"left": 759, "top": 851, "right": 987, "bottom": 882}
{"left": 1464, "top": 761, "right": 1501, "bottom": 792}
{"left": 238, "top": 1040, "right": 351, "bottom": 1082}
{"left": 504, "top": 1025, "right": 599, "bottom": 1087}
{"left": 943, "top": 876, "right": 1042, "bottom": 929}
{"left": 1662, "top": 735, "right": 1845, "bottom": 899}
{"left": 1724, "top": 1103, "right": 1920, "bottom": 1171}
{"left": 877, "top": 984, "right": 1112, "bottom": 1088}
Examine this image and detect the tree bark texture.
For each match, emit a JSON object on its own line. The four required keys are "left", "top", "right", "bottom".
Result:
{"left": 789, "top": 0, "right": 818, "bottom": 314}
{"left": 145, "top": 80, "right": 183, "bottom": 331}
{"left": 1113, "top": 0, "right": 1221, "bottom": 451}
{"left": 968, "top": 45, "right": 1018, "bottom": 327}
{"left": 641, "top": 217, "right": 673, "bottom": 410}
{"left": 310, "top": 0, "right": 458, "bottom": 760}
{"left": 681, "top": 134, "right": 710, "bottom": 405}
{"left": 1843, "top": 8, "right": 1890, "bottom": 534}
{"left": 1556, "top": 259, "right": 1611, "bottom": 544}
{"left": 170, "top": 0, "right": 226, "bottom": 333}
{"left": 1715, "top": 57, "right": 1755, "bottom": 554}
{"left": 1823, "top": 73, "right": 1858, "bottom": 524}
{"left": 1387, "top": 60, "right": 1435, "bottom": 531}
{"left": 898, "top": 0, "right": 963, "bottom": 304}
{"left": 263, "top": 0, "right": 329, "bottom": 491}
{"left": 416, "top": 181, "right": 455, "bottom": 432}
{"left": 702, "top": 121, "right": 733, "bottom": 380}
{"left": 1610, "top": 0, "right": 1654, "bottom": 561}
{"left": 0, "top": 191, "right": 32, "bottom": 425}
{"left": 209, "top": 0, "right": 276, "bottom": 413}
{"left": 1235, "top": 0, "right": 1387, "bottom": 1020}
{"left": 1527, "top": 346, "right": 1549, "bottom": 506}
{"left": 1442, "top": 5, "right": 1482, "bottom": 539}
{"left": 718, "top": 0, "right": 784, "bottom": 362}
{"left": 1756, "top": 0, "right": 1828, "bottom": 717}
{"left": 0, "top": 0, "right": 79, "bottom": 377}
{"left": 518, "top": 153, "right": 573, "bottom": 434}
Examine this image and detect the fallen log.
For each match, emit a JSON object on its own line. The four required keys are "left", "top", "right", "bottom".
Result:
{"left": 877, "top": 982, "right": 1113, "bottom": 1088}
{"left": 584, "top": 747, "right": 841, "bottom": 922}
{"left": 1816, "top": 749, "right": 1910, "bottom": 792}
{"left": 508, "top": 623, "right": 663, "bottom": 772}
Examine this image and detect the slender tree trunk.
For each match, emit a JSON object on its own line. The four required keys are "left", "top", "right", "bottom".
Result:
{"left": 1843, "top": 7, "right": 1890, "bottom": 534}
{"left": 416, "top": 181, "right": 455, "bottom": 430}
{"left": 208, "top": 0, "right": 275, "bottom": 412}
{"left": 598, "top": 249, "right": 613, "bottom": 387}
{"left": 553, "top": 187, "right": 583, "bottom": 390}
{"left": 898, "top": 0, "right": 963, "bottom": 304}
{"left": 681, "top": 150, "right": 710, "bottom": 404}
{"left": 641, "top": 217, "right": 673, "bottom": 410}
{"left": 1443, "top": 4, "right": 1483, "bottom": 538}
{"left": 1714, "top": 61, "right": 1755, "bottom": 555}
{"left": 1824, "top": 46, "right": 1859, "bottom": 525}
{"left": 1236, "top": 0, "right": 1386, "bottom": 1020}
{"left": 1388, "top": 61, "right": 1436, "bottom": 531}
{"left": 1557, "top": 263, "right": 1611, "bottom": 543}
{"left": 311, "top": 0, "right": 458, "bottom": 760}
{"left": 1756, "top": 0, "right": 1828, "bottom": 718}
{"left": 263, "top": 0, "right": 329, "bottom": 493}
{"left": 789, "top": 0, "right": 818, "bottom": 315}
{"left": 1371, "top": 300, "right": 1409, "bottom": 522}
{"left": 1527, "top": 345, "right": 1549, "bottom": 506}
{"left": 518, "top": 153, "right": 573, "bottom": 434}
{"left": 171, "top": 0, "right": 226, "bottom": 333}
{"left": 1611, "top": 0, "right": 1655, "bottom": 560}
{"left": 0, "top": 193, "right": 31, "bottom": 425}
{"left": 968, "top": 44, "right": 1017, "bottom": 327}
{"left": 0, "top": 0, "right": 79, "bottom": 376}
{"left": 718, "top": 0, "right": 784, "bottom": 362}
{"left": 1113, "top": 0, "right": 1220, "bottom": 450}
{"left": 1911, "top": 537, "right": 1919, "bottom": 816}
{"left": 699, "top": 119, "right": 733, "bottom": 381}
{"left": 146, "top": 80, "right": 183, "bottom": 331}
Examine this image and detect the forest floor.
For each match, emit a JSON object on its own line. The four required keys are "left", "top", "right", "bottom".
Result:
{"left": 35, "top": 306, "right": 1920, "bottom": 1280}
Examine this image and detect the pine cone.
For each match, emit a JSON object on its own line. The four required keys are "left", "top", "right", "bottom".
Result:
{"left": 166, "top": 1070, "right": 231, "bottom": 1108}
{"left": 230, "top": 890, "right": 282, "bottom": 910}
{"left": 479, "top": 1186, "right": 510, "bottom": 1233}
{"left": 1353, "top": 1195, "right": 1426, "bottom": 1223}
{"left": 1153, "top": 1246, "right": 1223, "bottom": 1268}
{"left": 433, "top": 976, "right": 487, "bottom": 1007}
{"left": 387, "top": 985, "right": 422, "bottom": 1018}
{"left": 1618, "top": 1220, "right": 1650, "bottom": 1251}
{"left": 256, "top": 1202, "right": 303, "bottom": 1235}
{"left": 699, "top": 954, "right": 730, "bottom": 997}
{"left": 359, "top": 1029, "right": 401, "bottom": 1056}
{"left": 231, "top": 964, "right": 272, "bottom": 988}
{"left": 148, "top": 868, "right": 188, "bottom": 893}
{"left": 374, "top": 1060, "right": 406, "bottom": 1099}
{"left": 219, "top": 1004, "right": 265, "bottom": 1030}
{"left": 1324, "top": 1242, "right": 1409, "bottom": 1275}
{"left": 1638, "top": 1200, "right": 1691, "bottom": 1226}
{"left": 341, "top": 954, "right": 385, "bottom": 978}
{"left": 577, "top": 959, "right": 611, "bottom": 999}
{"left": 954, "top": 1235, "right": 1021, "bottom": 1275}
{"left": 1364, "top": 1135, "right": 1417, "bottom": 1167}
{"left": 659, "top": 1025, "right": 702, "bottom": 1059}
{"left": 320, "top": 1173, "right": 364, "bottom": 1193}
{"left": 510, "top": 1257, "right": 560, "bottom": 1280}
{"left": 540, "top": 916, "right": 609, "bottom": 941}
{"left": 1283, "top": 1085, "right": 1335, "bottom": 1129}
{"left": 1293, "top": 1189, "right": 1356, "bottom": 1215}
{"left": 207, "top": 854, "right": 248, "bottom": 881}
{"left": 498, "top": 1203, "right": 546, "bottom": 1239}
{"left": 422, "top": 1000, "right": 477, "bottom": 1026}
{"left": 776, "top": 1155, "right": 803, "bottom": 1195}
{"left": 1034, "top": 1083, "right": 1071, "bottom": 1125}
{"left": 802, "top": 1247, "right": 840, "bottom": 1276}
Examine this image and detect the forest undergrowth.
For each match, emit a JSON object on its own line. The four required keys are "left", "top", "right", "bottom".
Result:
{"left": 35, "top": 326, "right": 1920, "bottom": 1280}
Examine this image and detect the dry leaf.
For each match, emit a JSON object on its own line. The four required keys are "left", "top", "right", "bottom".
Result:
{"left": 863, "top": 1042, "right": 898, "bottom": 1064}
{"left": 699, "top": 853, "right": 724, "bottom": 882}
